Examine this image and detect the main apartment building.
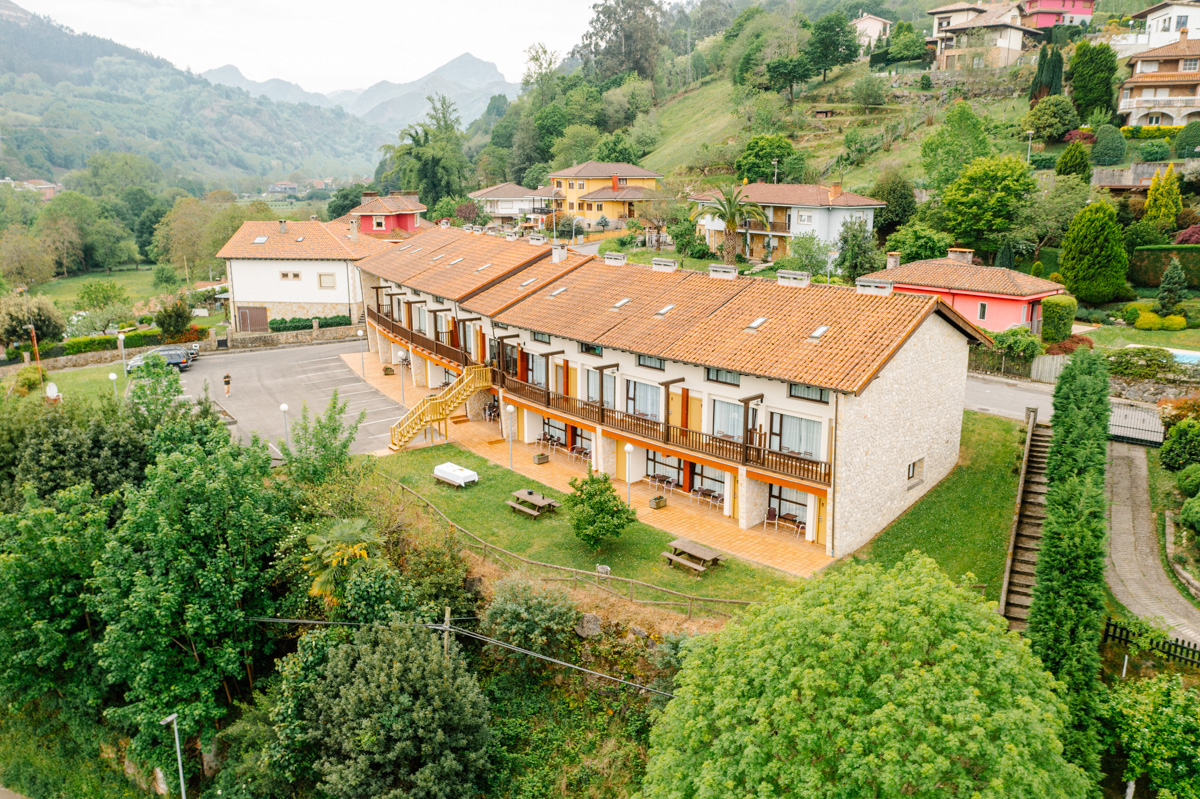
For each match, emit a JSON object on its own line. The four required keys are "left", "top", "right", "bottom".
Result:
{"left": 356, "top": 227, "right": 987, "bottom": 557}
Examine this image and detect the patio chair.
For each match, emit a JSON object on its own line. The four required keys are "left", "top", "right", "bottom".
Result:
{"left": 794, "top": 521, "right": 807, "bottom": 539}
{"left": 763, "top": 507, "right": 780, "bottom": 530}
{"left": 709, "top": 492, "right": 724, "bottom": 510}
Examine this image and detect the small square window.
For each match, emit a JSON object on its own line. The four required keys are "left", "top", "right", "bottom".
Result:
{"left": 1185, "top": 58, "right": 1199, "bottom": 71}
{"left": 318, "top": 273, "right": 336, "bottom": 289}
{"left": 618, "top": 177, "right": 628, "bottom": 186}
{"left": 280, "top": 272, "right": 300, "bottom": 281}
{"left": 532, "top": 331, "right": 550, "bottom": 344}
{"left": 555, "top": 180, "right": 563, "bottom": 188}
{"left": 637, "top": 355, "right": 665, "bottom": 370}
{"left": 568, "top": 181, "right": 575, "bottom": 189}
{"left": 586, "top": 202, "right": 593, "bottom": 211}
{"left": 373, "top": 216, "right": 385, "bottom": 230}
{"left": 579, "top": 343, "right": 602, "bottom": 356}
{"left": 907, "top": 458, "right": 925, "bottom": 488}
{"left": 978, "top": 302, "right": 987, "bottom": 321}
{"left": 568, "top": 202, "right": 575, "bottom": 211}
{"left": 705, "top": 368, "right": 740, "bottom": 386}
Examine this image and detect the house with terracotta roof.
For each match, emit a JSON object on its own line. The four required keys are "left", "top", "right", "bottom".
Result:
{"left": 864, "top": 248, "right": 1066, "bottom": 333}
{"left": 690, "top": 183, "right": 885, "bottom": 262}
{"left": 350, "top": 191, "right": 426, "bottom": 236}
{"left": 1118, "top": 29, "right": 1200, "bottom": 126}
{"left": 1110, "top": 2, "right": 1200, "bottom": 58}
{"left": 851, "top": 12, "right": 892, "bottom": 50}
{"left": 217, "top": 217, "right": 395, "bottom": 332}
{"left": 469, "top": 182, "right": 556, "bottom": 226}
{"left": 547, "top": 161, "right": 664, "bottom": 229}
{"left": 355, "top": 227, "right": 989, "bottom": 557}
{"left": 928, "top": 2, "right": 1040, "bottom": 69}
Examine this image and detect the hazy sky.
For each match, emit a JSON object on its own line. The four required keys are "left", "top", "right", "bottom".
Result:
{"left": 18, "top": 0, "right": 595, "bottom": 92}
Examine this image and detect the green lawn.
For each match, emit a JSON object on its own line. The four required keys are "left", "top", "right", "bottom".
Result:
{"left": 31, "top": 267, "right": 159, "bottom": 312}
{"left": 374, "top": 444, "right": 794, "bottom": 604}
{"left": 1085, "top": 325, "right": 1200, "bottom": 352}
{"left": 1, "top": 362, "right": 133, "bottom": 403}
{"left": 620, "top": 247, "right": 713, "bottom": 272}
{"left": 850, "top": 411, "right": 1023, "bottom": 601}
{"left": 642, "top": 81, "right": 743, "bottom": 175}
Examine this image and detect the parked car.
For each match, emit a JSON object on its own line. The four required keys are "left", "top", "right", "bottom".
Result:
{"left": 125, "top": 346, "right": 192, "bottom": 374}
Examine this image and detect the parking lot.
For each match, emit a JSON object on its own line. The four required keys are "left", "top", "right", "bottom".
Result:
{"left": 179, "top": 340, "right": 407, "bottom": 455}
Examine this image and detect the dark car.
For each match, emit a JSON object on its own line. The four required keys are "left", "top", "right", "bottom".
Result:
{"left": 125, "top": 346, "right": 192, "bottom": 374}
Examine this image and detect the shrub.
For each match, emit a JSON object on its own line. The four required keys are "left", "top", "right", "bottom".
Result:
{"left": 993, "top": 326, "right": 1043, "bottom": 360}
{"left": 1164, "top": 314, "right": 1187, "bottom": 330}
{"left": 1176, "top": 224, "right": 1200, "bottom": 244}
{"left": 1041, "top": 294, "right": 1077, "bottom": 343}
{"left": 1064, "top": 128, "right": 1096, "bottom": 145}
{"left": 1048, "top": 271, "right": 1064, "bottom": 283}
{"left": 919, "top": 74, "right": 932, "bottom": 90}
{"left": 1136, "top": 310, "right": 1165, "bottom": 330}
{"left": 151, "top": 263, "right": 180, "bottom": 290}
{"left": 1121, "top": 124, "right": 1186, "bottom": 139}
{"left": 1159, "top": 394, "right": 1200, "bottom": 431}
{"left": 1165, "top": 418, "right": 1200, "bottom": 470}
{"left": 1175, "top": 119, "right": 1200, "bottom": 157}
{"left": 0, "top": 295, "right": 66, "bottom": 345}
{"left": 1055, "top": 140, "right": 1092, "bottom": 182}
{"left": 1140, "top": 139, "right": 1172, "bottom": 161}
{"left": 1031, "top": 260, "right": 1044, "bottom": 277}
{"left": 1059, "top": 201, "right": 1129, "bottom": 303}
{"left": 1030, "top": 153, "right": 1059, "bottom": 170}
{"left": 565, "top": 469, "right": 638, "bottom": 550}
{"left": 62, "top": 335, "right": 117, "bottom": 355}
{"left": 267, "top": 315, "right": 353, "bottom": 333}
{"left": 481, "top": 579, "right": 579, "bottom": 670}
{"left": 137, "top": 314, "right": 154, "bottom": 325}
{"left": 1022, "top": 94, "right": 1080, "bottom": 142}
{"left": 166, "top": 325, "right": 204, "bottom": 345}
{"left": 1044, "top": 333, "right": 1094, "bottom": 355}
{"left": 1177, "top": 463, "right": 1200, "bottom": 497}
{"left": 397, "top": 538, "right": 474, "bottom": 615}
{"left": 1107, "top": 345, "right": 1175, "bottom": 379}
{"left": 1184, "top": 494, "right": 1200, "bottom": 529}
{"left": 1091, "top": 124, "right": 1126, "bottom": 165}
{"left": 13, "top": 364, "right": 46, "bottom": 394}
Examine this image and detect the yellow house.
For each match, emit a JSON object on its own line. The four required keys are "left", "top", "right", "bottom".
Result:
{"left": 548, "top": 161, "right": 664, "bottom": 229}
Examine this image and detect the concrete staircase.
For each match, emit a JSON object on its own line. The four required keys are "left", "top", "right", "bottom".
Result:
{"left": 388, "top": 365, "right": 491, "bottom": 451}
{"left": 1001, "top": 424, "right": 1052, "bottom": 632}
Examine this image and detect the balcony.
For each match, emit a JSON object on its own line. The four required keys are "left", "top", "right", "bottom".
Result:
{"left": 366, "top": 307, "right": 473, "bottom": 367}
{"left": 498, "top": 373, "right": 831, "bottom": 485}
{"left": 1119, "top": 96, "right": 1200, "bottom": 111}
{"left": 741, "top": 220, "right": 791, "bottom": 233}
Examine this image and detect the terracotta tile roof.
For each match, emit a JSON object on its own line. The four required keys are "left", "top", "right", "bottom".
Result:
{"left": 216, "top": 220, "right": 394, "bottom": 261}
{"left": 548, "top": 161, "right": 663, "bottom": 179}
{"left": 1133, "top": 1, "right": 1200, "bottom": 20}
{"left": 492, "top": 262, "right": 988, "bottom": 394}
{"left": 350, "top": 193, "right": 426, "bottom": 215}
{"left": 863, "top": 259, "right": 1066, "bottom": 296}
{"left": 578, "top": 185, "right": 667, "bottom": 201}
{"left": 927, "top": 1, "right": 990, "bottom": 12}
{"left": 941, "top": 3, "right": 1040, "bottom": 32}
{"left": 461, "top": 252, "right": 594, "bottom": 317}
{"left": 1128, "top": 37, "right": 1200, "bottom": 60}
{"left": 690, "top": 183, "right": 885, "bottom": 208}
{"left": 470, "top": 182, "right": 537, "bottom": 200}
{"left": 356, "top": 226, "right": 550, "bottom": 302}
{"left": 1123, "top": 71, "right": 1200, "bottom": 84}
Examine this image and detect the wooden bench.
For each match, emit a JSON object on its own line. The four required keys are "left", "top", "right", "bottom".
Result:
{"left": 435, "top": 474, "right": 465, "bottom": 489}
{"left": 662, "top": 552, "right": 706, "bottom": 574}
{"left": 506, "top": 500, "right": 540, "bottom": 518}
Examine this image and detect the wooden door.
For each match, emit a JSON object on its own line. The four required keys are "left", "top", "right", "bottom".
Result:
{"left": 814, "top": 496, "right": 827, "bottom": 545}
{"left": 238, "top": 306, "right": 268, "bottom": 333}
{"left": 687, "top": 395, "right": 703, "bottom": 431}
{"left": 668, "top": 390, "right": 682, "bottom": 427}
{"left": 615, "top": 440, "right": 626, "bottom": 482}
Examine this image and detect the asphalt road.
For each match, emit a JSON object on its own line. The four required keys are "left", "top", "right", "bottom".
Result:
{"left": 964, "top": 374, "right": 1054, "bottom": 420}
{"left": 180, "top": 340, "right": 406, "bottom": 456}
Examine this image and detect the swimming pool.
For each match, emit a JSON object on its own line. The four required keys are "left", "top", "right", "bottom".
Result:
{"left": 1174, "top": 351, "right": 1200, "bottom": 365}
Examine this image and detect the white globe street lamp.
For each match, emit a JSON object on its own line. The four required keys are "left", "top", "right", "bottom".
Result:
{"left": 623, "top": 443, "right": 634, "bottom": 505}
{"left": 280, "top": 403, "right": 290, "bottom": 449}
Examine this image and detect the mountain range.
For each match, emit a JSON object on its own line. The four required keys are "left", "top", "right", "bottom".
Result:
{"left": 201, "top": 53, "right": 520, "bottom": 132}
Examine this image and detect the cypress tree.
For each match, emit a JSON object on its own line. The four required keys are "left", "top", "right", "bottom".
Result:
{"left": 995, "top": 239, "right": 1015, "bottom": 270}
{"left": 1145, "top": 164, "right": 1183, "bottom": 228}
{"left": 1090, "top": 124, "right": 1126, "bottom": 166}
{"left": 1056, "top": 140, "right": 1092, "bottom": 183}
{"left": 1047, "top": 47, "right": 1064, "bottom": 96}
{"left": 1059, "top": 201, "right": 1129, "bottom": 303}
{"left": 1157, "top": 255, "right": 1188, "bottom": 313}
{"left": 1029, "top": 44, "right": 1050, "bottom": 101}
{"left": 1068, "top": 41, "right": 1118, "bottom": 119}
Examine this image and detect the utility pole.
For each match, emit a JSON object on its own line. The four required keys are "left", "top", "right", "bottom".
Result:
{"left": 443, "top": 606, "right": 451, "bottom": 658}
{"left": 686, "top": 29, "right": 692, "bottom": 84}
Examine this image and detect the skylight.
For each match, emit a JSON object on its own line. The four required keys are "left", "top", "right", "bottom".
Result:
{"left": 550, "top": 287, "right": 567, "bottom": 297}
{"left": 746, "top": 316, "right": 768, "bottom": 330}
{"left": 431, "top": 254, "right": 444, "bottom": 261}
{"left": 809, "top": 325, "right": 831, "bottom": 340}
{"left": 476, "top": 262, "right": 493, "bottom": 272}
{"left": 520, "top": 278, "right": 537, "bottom": 287}
{"left": 411, "top": 247, "right": 423, "bottom": 253}
{"left": 449, "top": 257, "right": 464, "bottom": 265}
{"left": 655, "top": 304, "right": 676, "bottom": 316}
{"left": 252, "top": 236, "right": 268, "bottom": 245}
{"left": 398, "top": 244, "right": 412, "bottom": 251}
{"left": 295, "top": 236, "right": 304, "bottom": 242}
{"left": 612, "top": 297, "right": 631, "bottom": 309}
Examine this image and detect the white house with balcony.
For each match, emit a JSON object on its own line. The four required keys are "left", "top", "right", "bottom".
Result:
{"left": 928, "top": 1, "right": 1040, "bottom": 69}
{"left": 469, "top": 182, "right": 557, "bottom": 226}
{"left": 689, "top": 183, "right": 884, "bottom": 263}
{"left": 1118, "top": 29, "right": 1200, "bottom": 126}
{"left": 1107, "top": 1, "right": 1200, "bottom": 57}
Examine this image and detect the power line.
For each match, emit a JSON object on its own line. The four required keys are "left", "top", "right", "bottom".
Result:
{"left": 248, "top": 616, "right": 675, "bottom": 698}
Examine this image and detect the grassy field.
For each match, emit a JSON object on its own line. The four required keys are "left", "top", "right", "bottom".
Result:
{"left": 850, "top": 411, "right": 1023, "bottom": 601}
{"left": 642, "top": 80, "right": 743, "bottom": 176}
{"left": 619, "top": 247, "right": 713, "bottom": 272}
{"left": 1085, "top": 325, "right": 1200, "bottom": 352}
{"left": 2, "top": 362, "right": 133, "bottom": 402}
{"left": 31, "top": 267, "right": 159, "bottom": 311}
{"left": 375, "top": 444, "right": 794, "bottom": 604}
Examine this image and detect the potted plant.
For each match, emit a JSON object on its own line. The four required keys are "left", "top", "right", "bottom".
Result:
{"left": 533, "top": 452, "right": 549, "bottom": 465}
{"left": 383, "top": 365, "right": 395, "bottom": 376}
{"left": 649, "top": 495, "right": 667, "bottom": 509}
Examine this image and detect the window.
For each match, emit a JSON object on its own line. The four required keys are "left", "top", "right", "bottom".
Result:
{"left": 586, "top": 202, "right": 593, "bottom": 211}
{"left": 705, "top": 367, "right": 740, "bottom": 386}
{"left": 618, "top": 177, "right": 628, "bottom": 185}
{"left": 712, "top": 399, "right": 746, "bottom": 440}
{"left": 1178, "top": 14, "right": 1189, "bottom": 30}
{"left": 1142, "top": 60, "right": 1159, "bottom": 72}
{"left": 316, "top": 273, "right": 335, "bottom": 289}
{"left": 532, "top": 331, "right": 550, "bottom": 344}
{"left": 637, "top": 355, "right": 665, "bottom": 370}
{"left": 556, "top": 180, "right": 563, "bottom": 188}
{"left": 542, "top": 417, "right": 567, "bottom": 442}
{"left": 647, "top": 450, "right": 683, "bottom": 484}
{"left": 568, "top": 181, "right": 575, "bottom": 189}
{"left": 579, "top": 343, "right": 602, "bottom": 356}
{"left": 586, "top": 370, "right": 616, "bottom": 407}
{"left": 1185, "top": 58, "right": 1199, "bottom": 72}
{"left": 253, "top": 236, "right": 268, "bottom": 244}
{"left": 1149, "top": 114, "right": 1162, "bottom": 125}
{"left": 978, "top": 302, "right": 987, "bottom": 321}
{"left": 768, "top": 484, "right": 808, "bottom": 523}
{"left": 572, "top": 425, "right": 593, "bottom": 451}
{"left": 373, "top": 216, "right": 385, "bottom": 230}
{"left": 626, "top": 379, "right": 661, "bottom": 420}
{"left": 1121, "top": 88, "right": 1131, "bottom": 100}
{"left": 568, "top": 202, "right": 575, "bottom": 210}
{"left": 1161, "top": 16, "right": 1170, "bottom": 31}
{"left": 500, "top": 200, "right": 513, "bottom": 209}
{"left": 907, "top": 457, "right": 925, "bottom": 487}
{"left": 938, "top": 15, "right": 950, "bottom": 27}
{"left": 280, "top": 271, "right": 300, "bottom": 280}
{"left": 526, "top": 353, "right": 548, "bottom": 387}
{"left": 692, "top": 463, "right": 726, "bottom": 494}
{"left": 795, "top": 212, "right": 813, "bottom": 225}
{"left": 789, "top": 383, "right": 830, "bottom": 403}
{"left": 769, "top": 412, "right": 822, "bottom": 457}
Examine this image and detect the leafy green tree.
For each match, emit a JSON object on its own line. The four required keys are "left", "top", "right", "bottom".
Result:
{"left": 995, "top": 238, "right": 1015, "bottom": 270}
{"left": 521, "top": 162, "right": 550, "bottom": 190}
{"left": 34, "top": 191, "right": 135, "bottom": 274}
{"left": 765, "top": 54, "right": 814, "bottom": 103}
{"left": 941, "top": 156, "right": 1036, "bottom": 253}
{"left": 380, "top": 94, "right": 472, "bottom": 209}
{"left": 0, "top": 294, "right": 66, "bottom": 344}
{"left": 592, "top": 131, "right": 640, "bottom": 164}
{"left": 807, "top": 12, "right": 859, "bottom": 80}
{"left": 690, "top": 183, "right": 767, "bottom": 264}
{"left": 888, "top": 28, "right": 926, "bottom": 60}
{"left": 1059, "top": 201, "right": 1128, "bottom": 303}
{"left": 575, "top": 0, "right": 665, "bottom": 82}
{"left": 1055, "top": 141, "right": 1092, "bottom": 183}
{"left": 1125, "top": 218, "right": 1168, "bottom": 256}
{"left": 532, "top": 102, "right": 570, "bottom": 153}
{"left": 993, "top": 326, "right": 1043, "bottom": 360}
{"left": 1174, "top": 120, "right": 1200, "bottom": 158}
{"left": 327, "top": 185, "right": 366, "bottom": 219}
{"left": 564, "top": 468, "right": 638, "bottom": 550}
{"left": 303, "top": 518, "right": 384, "bottom": 605}
{"left": 774, "top": 231, "right": 831, "bottom": 272}
{"left": 1157, "top": 256, "right": 1188, "bottom": 313}
{"left": 1015, "top": 173, "right": 1091, "bottom": 256}
{"left": 76, "top": 279, "right": 129, "bottom": 311}
{"left": 550, "top": 124, "right": 602, "bottom": 170}
{"left": 734, "top": 134, "right": 795, "bottom": 183}
{"left": 0, "top": 485, "right": 114, "bottom": 713}
{"left": 154, "top": 295, "right": 193, "bottom": 339}
{"left": 65, "top": 152, "right": 161, "bottom": 198}
{"left": 0, "top": 228, "right": 55, "bottom": 287}
{"left": 850, "top": 75, "right": 888, "bottom": 109}
{"left": 642, "top": 553, "right": 1090, "bottom": 799}
{"left": 869, "top": 169, "right": 916, "bottom": 233}
{"left": 1067, "top": 40, "right": 1117, "bottom": 119}
{"left": 481, "top": 579, "right": 579, "bottom": 671}
{"left": 1145, "top": 164, "right": 1183, "bottom": 228}
{"left": 1022, "top": 94, "right": 1080, "bottom": 142}
{"left": 833, "top": 218, "right": 885, "bottom": 281}
{"left": 920, "top": 101, "right": 992, "bottom": 189}
{"left": 306, "top": 618, "right": 491, "bottom": 799}
{"left": 563, "top": 84, "right": 604, "bottom": 127}
{"left": 1107, "top": 674, "right": 1200, "bottom": 798}
{"left": 885, "top": 221, "right": 954, "bottom": 261}
{"left": 281, "top": 390, "right": 364, "bottom": 485}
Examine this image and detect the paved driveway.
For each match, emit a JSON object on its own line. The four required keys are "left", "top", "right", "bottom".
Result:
{"left": 180, "top": 340, "right": 407, "bottom": 455}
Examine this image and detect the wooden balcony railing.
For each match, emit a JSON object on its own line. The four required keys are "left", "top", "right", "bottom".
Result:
{"left": 495, "top": 373, "right": 830, "bottom": 484}
{"left": 366, "top": 307, "right": 472, "bottom": 367}
{"left": 742, "top": 220, "right": 790, "bottom": 233}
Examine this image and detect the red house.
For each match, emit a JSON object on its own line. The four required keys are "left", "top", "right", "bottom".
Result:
{"left": 350, "top": 191, "right": 426, "bottom": 235}
{"left": 863, "top": 248, "right": 1066, "bottom": 334}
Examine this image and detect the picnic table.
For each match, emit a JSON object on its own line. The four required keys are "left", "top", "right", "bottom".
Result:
{"left": 506, "top": 489, "right": 562, "bottom": 518}
{"left": 662, "top": 538, "right": 726, "bottom": 575}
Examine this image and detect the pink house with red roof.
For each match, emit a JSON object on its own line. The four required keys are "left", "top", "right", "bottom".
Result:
{"left": 1021, "top": 0, "right": 1093, "bottom": 28}
{"left": 863, "top": 248, "right": 1066, "bottom": 333}
{"left": 349, "top": 191, "right": 426, "bottom": 234}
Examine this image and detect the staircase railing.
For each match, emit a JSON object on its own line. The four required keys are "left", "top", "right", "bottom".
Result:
{"left": 389, "top": 365, "right": 491, "bottom": 450}
{"left": 998, "top": 406, "right": 1038, "bottom": 618}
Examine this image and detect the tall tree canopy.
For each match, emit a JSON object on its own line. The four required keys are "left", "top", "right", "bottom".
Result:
{"left": 941, "top": 155, "right": 1036, "bottom": 254}
{"left": 1058, "top": 201, "right": 1129, "bottom": 303}
{"left": 920, "top": 101, "right": 992, "bottom": 189}
{"left": 1068, "top": 40, "right": 1117, "bottom": 120}
{"left": 379, "top": 94, "right": 472, "bottom": 210}
{"left": 574, "top": 0, "right": 666, "bottom": 83}
{"left": 807, "top": 12, "right": 859, "bottom": 80}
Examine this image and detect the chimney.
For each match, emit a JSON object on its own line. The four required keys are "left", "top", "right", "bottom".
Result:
{"left": 551, "top": 242, "right": 568, "bottom": 263}
{"left": 278, "top": 219, "right": 287, "bottom": 234}
{"left": 309, "top": 214, "right": 318, "bottom": 221}
{"left": 505, "top": 231, "right": 519, "bottom": 242}
{"left": 776, "top": 270, "right": 811, "bottom": 287}
{"left": 400, "top": 190, "right": 420, "bottom": 199}
{"left": 946, "top": 247, "right": 974, "bottom": 264}
{"left": 651, "top": 257, "right": 678, "bottom": 272}
{"left": 611, "top": 173, "right": 619, "bottom": 191}
{"left": 1182, "top": 27, "right": 1189, "bottom": 41}
{"left": 856, "top": 277, "right": 893, "bottom": 296}
{"left": 603, "top": 252, "right": 627, "bottom": 266}
{"left": 829, "top": 183, "right": 843, "bottom": 200}
{"left": 886, "top": 251, "right": 901, "bottom": 269}
{"left": 708, "top": 264, "right": 737, "bottom": 280}
{"left": 349, "top": 218, "right": 359, "bottom": 242}
{"left": 361, "top": 191, "right": 379, "bottom": 201}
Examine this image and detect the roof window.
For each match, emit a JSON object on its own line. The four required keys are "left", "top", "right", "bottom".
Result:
{"left": 809, "top": 325, "right": 831, "bottom": 341}
{"left": 612, "top": 297, "right": 631, "bottom": 310}
{"left": 655, "top": 304, "right": 676, "bottom": 317}
{"left": 411, "top": 247, "right": 423, "bottom": 253}
{"left": 550, "top": 287, "right": 568, "bottom": 297}
{"left": 746, "top": 316, "right": 768, "bottom": 331}
{"left": 397, "top": 244, "right": 412, "bottom": 251}
{"left": 295, "top": 236, "right": 304, "bottom": 242}
{"left": 431, "top": 254, "right": 444, "bottom": 262}
{"left": 252, "top": 236, "right": 268, "bottom": 244}
{"left": 520, "top": 278, "right": 537, "bottom": 287}
{"left": 448, "top": 257, "right": 464, "bottom": 265}
{"left": 476, "top": 262, "right": 492, "bottom": 272}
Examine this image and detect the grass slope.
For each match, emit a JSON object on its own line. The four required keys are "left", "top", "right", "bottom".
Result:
{"left": 642, "top": 81, "right": 742, "bottom": 176}
{"left": 31, "top": 268, "right": 158, "bottom": 312}
{"left": 1085, "top": 324, "right": 1200, "bottom": 353}
{"left": 850, "top": 411, "right": 1023, "bottom": 601}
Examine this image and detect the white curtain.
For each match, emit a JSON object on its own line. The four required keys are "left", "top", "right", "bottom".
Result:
{"left": 586, "top": 370, "right": 615, "bottom": 407}
{"left": 775, "top": 414, "right": 822, "bottom": 456}
{"left": 529, "top": 356, "right": 547, "bottom": 387}
{"left": 712, "top": 399, "right": 744, "bottom": 440}
{"left": 628, "top": 380, "right": 661, "bottom": 419}
{"left": 771, "top": 486, "right": 808, "bottom": 521}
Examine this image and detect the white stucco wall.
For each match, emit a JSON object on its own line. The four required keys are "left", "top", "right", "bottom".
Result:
{"left": 831, "top": 313, "right": 968, "bottom": 556}
{"left": 228, "top": 258, "right": 362, "bottom": 307}
{"left": 697, "top": 204, "right": 875, "bottom": 253}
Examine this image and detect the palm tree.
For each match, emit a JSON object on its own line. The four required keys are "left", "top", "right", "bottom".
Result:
{"left": 691, "top": 183, "right": 768, "bottom": 265}
{"left": 303, "top": 518, "right": 384, "bottom": 604}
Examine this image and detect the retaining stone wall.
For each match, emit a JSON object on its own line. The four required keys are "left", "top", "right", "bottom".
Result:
{"left": 228, "top": 325, "right": 358, "bottom": 349}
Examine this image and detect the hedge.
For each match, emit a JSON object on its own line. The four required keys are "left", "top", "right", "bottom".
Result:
{"left": 1121, "top": 125, "right": 1185, "bottom": 139}
{"left": 1041, "top": 294, "right": 1076, "bottom": 343}
{"left": 1128, "top": 245, "right": 1200, "bottom": 287}
{"left": 1030, "top": 153, "right": 1059, "bottom": 170}
{"left": 56, "top": 330, "right": 165, "bottom": 357}
{"left": 268, "top": 314, "right": 353, "bottom": 333}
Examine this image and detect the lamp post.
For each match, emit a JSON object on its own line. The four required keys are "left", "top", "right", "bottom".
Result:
{"left": 506, "top": 404, "right": 516, "bottom": 468}
{"left": 571, "top": 217, "right": 580, "bottom": 245}
{"left": 22, "top": 323, "right": 42, "bottom": 389}
{"left": 117, "top": 332, "right": 126, "bottom": 373}
{"left": 1025, "top": 130, "right": 1035, "bottom": 164}
{"left": 280, "top": 403, "right": 290, "bottom": 449}
{"left": 159, "top": 713, "right": 187, "bottom": 799}
{"left": 772, "top": 157, "right": 779, "bottom": 183}
{"left": 109, "top": 372, "right": 118, "bottom": 400}
{"left": 623, "top": 443, "right": 634, "bottom": 505}
{"left": 357, "top": 329, "right": 365, "bottom": 377}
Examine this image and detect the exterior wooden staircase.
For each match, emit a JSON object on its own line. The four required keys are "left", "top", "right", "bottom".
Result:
{"left": 1000, "top": 410, "right": 1052, "bottom": 632}
{"left": 388, "top": 365, "right": 492, "bottom": 451}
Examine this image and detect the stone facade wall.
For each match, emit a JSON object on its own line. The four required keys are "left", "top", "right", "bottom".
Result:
{"left": 833, "top": 314, "right": 968, "bottom": 556}
{"left": 465, "top": 389, "right": 491, "bottom": 421}
{"left": 737, "top": 467, "right": 770, "bottom": 529}
{"left": 1110, "top": 377, "right": 1200, "bottom": 403}
{"left": 597, "top": 430, "right": 617, "bottom": 474}
{"left": 234, "top": 299, "right": 363, "bottom": 321}
{"left": 228, "top": 325, "right": 359, "bottom": 349}
{"left": 410, "top": 352, "right": 429, "bottom": 388}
